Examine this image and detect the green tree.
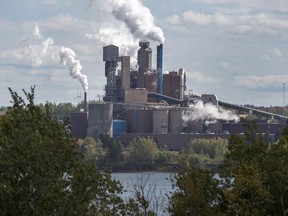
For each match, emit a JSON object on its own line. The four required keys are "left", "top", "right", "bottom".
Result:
{"left": 127, "top": 137, "right": 158, "bottom": 169}
{"left": 0, "top": 87, "right": 136, "bottom": 215}
{"left": 79, "top": 137, "right": 106, "bottom": 164}
{"left": 181, "top": 138, "right": 228, "bottom": 170}
{"left": 219, "top": 122, "right": 272, "bottom": 215}
{"left": 99, "top": 133, "right": 123, "bottom": 163}
{"left": 262, "top": 128, "right": 288, "bottom": 215}
{"left": 168, "top": 159, "right": 222, "bottom": 216}
{"left": 170, "top": 121, "right": 288, "bottom": 216}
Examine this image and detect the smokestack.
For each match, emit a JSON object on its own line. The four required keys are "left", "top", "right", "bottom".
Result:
{"left": 157, "top": 44, "right": 163, "bottom": 97}
{"left": 84, "top": 92, "right": 87, "bottom": 112}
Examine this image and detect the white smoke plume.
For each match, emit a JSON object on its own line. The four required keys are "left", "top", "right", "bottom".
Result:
{"left": 59, "top": 47, "right": 88, "bottom": 92}
{"left": 23, "top": 24, "right": 89, "bottom": 92}
{"left": 86, "top": 26, "right": 139, "bottom": 67}
{"left": 86, "top": 0, "right": 165, "bottom": 69}
{"left": 23, "top": 37, "right": 54, "bottom": 67}
{"left": 182, "top": 100, "right": 239, "bottom": 125}
{"left": 109, "top": 0, "right": 165, "bottom": 44}
{"left": 32, "top": 23, "right": 42, "bottom": 40}
{"left": 22, "top": 23, "right": 43, "bottom": 42}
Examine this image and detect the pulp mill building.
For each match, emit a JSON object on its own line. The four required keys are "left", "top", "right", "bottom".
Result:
{"left": 71, "top": 42, "right": 287, "bottom": 149}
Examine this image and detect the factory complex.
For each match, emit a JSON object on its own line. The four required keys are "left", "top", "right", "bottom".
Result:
{"left": 71, "top": 42, "right": 287, "bottom": 150}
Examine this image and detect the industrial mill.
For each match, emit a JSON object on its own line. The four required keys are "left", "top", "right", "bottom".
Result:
{"left": 71, "top": 41, "right": 288, "bottom": 149}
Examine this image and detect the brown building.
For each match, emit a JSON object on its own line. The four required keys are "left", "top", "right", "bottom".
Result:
{"left": 163, "top": 71, "right": 181, "bottom": 99}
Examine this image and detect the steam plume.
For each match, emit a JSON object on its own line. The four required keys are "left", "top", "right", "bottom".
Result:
{"left": 59, "top": 47, "right": 88, "bottom": 92}
{"left": 24, "top": 37, "right": 54, "bottom": 67}
{"left": 110, "top": 0, "right": 165, "bottom": 44}
{"left": 182, "top": 100, "right": 239, "bottom": 125}
{"left": 23, "top": 24, "right": 89, "bottom": 92}
{"left": 86, "top": 26, "right": 139, "bottom": 67}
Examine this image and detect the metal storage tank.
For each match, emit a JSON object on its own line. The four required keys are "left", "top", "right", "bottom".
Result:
{"left": 113, "top": 119, "right": 128, "bottom": 138}
{"left": 169, "top": 109, "right": 185, "bottom": 133}
{"left": 87, "top": 103, "right": 113, "bottom": 138}
{"left": 71, "top": 112, "right": 88, "bottom": 138}
{"left": 123, "top": 109, "right": 153, "bottom": 133}
{"left": 153, "top": 109, "right": 169, "bottom": 133}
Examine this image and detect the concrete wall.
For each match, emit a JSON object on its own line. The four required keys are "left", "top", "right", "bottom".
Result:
{"left": 121, "top": 56, "right": 130, "bottom": 90}
{"left": 125, "top": 88, "right": 147, "bottom": 104}
{"left": 153, "top": 110, "right": 169, "bottom": 133}
{"left": 169, "top": 109, "right": 185, "bottom": 133}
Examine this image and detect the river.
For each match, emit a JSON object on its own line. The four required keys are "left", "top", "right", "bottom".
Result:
{"left": 112, "top": 172, "right": 175, "bottom": 216}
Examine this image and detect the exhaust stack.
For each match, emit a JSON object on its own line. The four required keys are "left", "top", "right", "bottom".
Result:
{"left": 157, "top": 44, "right": 163, "bottom": 97}
{"left": 84, "top": 91, "right": 87, "bottom": 112}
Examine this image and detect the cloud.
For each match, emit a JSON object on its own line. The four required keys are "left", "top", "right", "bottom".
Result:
{"left": 33, "top": 0, "right": 58, "bottom": 5}
{"left": 187, "top": 70, "right": 220, "bottom": 84}
{"left": 221, "top": 61, "right": 241, "bottom": 75}
{"left": 235, "top": 74, "right": 288, "bottom": 90}
{"left": 165, "top": 10, "right": 288, "bottom": 39}
{"left": 187, "top": 0, "right": 288, "bottom": 13}
{"left": 261, "top": 47, "right": 283, "bottom": 61}
{"left": 0, "top": 20, "right": 19, "bottom": 32}
{"left": 164, "top": 15, "right": 181, "bottom": 25}
{"left": 32, "top": 0, "right": 73, "bottom": 6}
{"left": 21, "top": 15, "right": 91, "bottom": 33}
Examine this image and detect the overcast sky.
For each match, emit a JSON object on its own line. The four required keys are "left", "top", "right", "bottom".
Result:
{"left": 1, "top": 0, "right": 288, "bottom": 106}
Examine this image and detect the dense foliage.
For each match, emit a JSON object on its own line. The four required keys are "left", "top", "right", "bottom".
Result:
{"left": 169, "top": 121, "right": 288, "bottom": 215}
{"left": 181, "top": 138, "right": 228, "bottom": 171}
{"left": 0, "top": 87, "right": 141, "bottom": 215}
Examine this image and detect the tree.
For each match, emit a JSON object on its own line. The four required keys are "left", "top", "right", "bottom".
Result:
{"left": 262, "top": 128, "right": 288, "bottom": 215}
{"left": 169, "top": 121, "right": 288, "bottom": 215}
{"left": 79, "top": 136, "right": 106, "bottom": 164}
{"left": 0, "top": 87, "right": 136, "bottom": 215}
{"left": 99, "top": 133, "right": 123, "bottom": 163}
{"left": 168, "top": 159, "right": 222, "bottom": 216}
{"left": 219, "top": 122, "right": 273, "bottom": 215}
{"left": 127, "top": 137, "right": 158, "bottom": 169}
{"left": 180, "top": 138, "right": 228, "bottom": 171}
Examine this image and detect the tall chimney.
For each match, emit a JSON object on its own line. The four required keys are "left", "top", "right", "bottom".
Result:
{"left": 157, "top": 44, "right": 163, "bottom": 96}
{"left": 84, "top": 91, "right": 87, "bottom": 112}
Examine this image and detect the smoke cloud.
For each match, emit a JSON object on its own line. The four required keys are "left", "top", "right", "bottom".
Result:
{"left": 59, "top": 47, "right": 88, "bottom": 92}
{"left": 23, "top": 37, "right": 54, "bottom": 67}
{"left": 109, "top": 0, "right": 165, "bottom": 44}
{"left": 182, "top": 100, "right": 239, "bottom": 125}
{"left": 23, "top": 24, "right": 89, "bottom": 92}
{"left": 86, "top": 26, "right": 139, "bottom": 67}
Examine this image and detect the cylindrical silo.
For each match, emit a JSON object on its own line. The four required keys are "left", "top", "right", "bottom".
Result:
{"left": 153, "top": 109, "right": 169, "bottom": 133}
{"left": 87, "top": 103, "right": 113, "bottom": 138}
{"left": 169, "top": 109, "right": 185, "bottom": 133}
{"left": 71, "top": 112, "right": 88, "bottom": 138}
{"left": 113, "top": 119, "right": 128, "bottom": 138}
{"left": 123, "top": 109, "right": 153, "bottom": 133}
